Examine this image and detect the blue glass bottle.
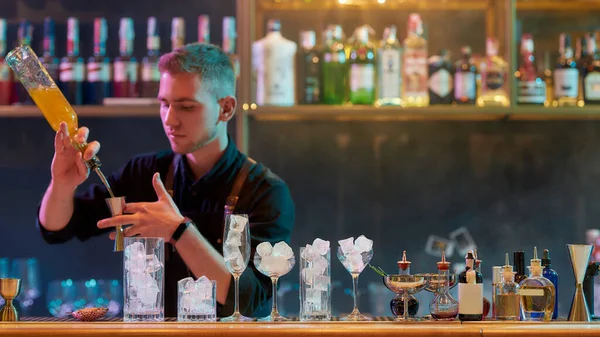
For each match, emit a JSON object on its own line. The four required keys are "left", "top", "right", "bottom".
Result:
{"left": 542, "top": 249, "right": 559, "bottom": 319}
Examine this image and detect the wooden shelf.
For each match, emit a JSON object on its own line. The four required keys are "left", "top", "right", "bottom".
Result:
{"left": 246, "top": 105, "right": 600, "bottom": 121}
{"left": 517, "top": 0, "right": 600, "bottom": 10}
{"left": 0, "top": 105, "right": 159, "bottom": 118}
{"left": 258, "top": 0, "right": 490, "bottom": 11}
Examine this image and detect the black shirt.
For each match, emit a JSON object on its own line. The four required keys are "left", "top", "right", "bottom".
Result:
{"left": 37, "top": 136, "right": 295, "bottom": 318}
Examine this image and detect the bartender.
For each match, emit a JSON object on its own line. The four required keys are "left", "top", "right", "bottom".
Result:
{"left": 36, "top": 42, "right": 295, "bottom": 318}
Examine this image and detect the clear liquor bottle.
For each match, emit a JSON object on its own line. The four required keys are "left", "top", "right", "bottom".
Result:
{"left": 375, "top": 25, "right": 402, "bottom": 106}
{"left": 454, "top": 46, "right": 476, "bottom": 105}
{"left": 429, "top": 49, "right": 453, "bottom": 105}
{"left": 478, "top": 38, "right": 509, "bottom": 107}
{"left": 516, "top": 34, "right": 545, "bottom": 105}
{"left": 519, "top": 247, "right": 556, "bottom": 321}
{"left": 348, "top": 25, "right": 376, "bottom": 105}
{"left": 554, "top": 33, "right": 579, "bottom": 107}
{"left": 139, "top": 17, "right": 161, "bottom": 98}
{"left": 581, "top": 32, "right": 600, "bottom": 104}
{"left": 299, "top": 30, "right": 321, "bottom": 104}
{"left": 402, "top": 13, "right": 428, "bottom": 107}
{"left": 495, "top": 253, "right": 520, "bottom": 321}
{"left": 458, "top": 250, "right": 483, "bottom": 321}
{"left": 322, "top": 25, "right": 347, "bottom": 105}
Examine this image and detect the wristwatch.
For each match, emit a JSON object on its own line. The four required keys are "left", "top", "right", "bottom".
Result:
{"left": 170, "top": 218, "right": 193, "bottom": 244}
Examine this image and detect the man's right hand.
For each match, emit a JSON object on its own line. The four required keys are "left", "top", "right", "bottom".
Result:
{"left": 52, "top": 121, "right": 101, "bottom": 191}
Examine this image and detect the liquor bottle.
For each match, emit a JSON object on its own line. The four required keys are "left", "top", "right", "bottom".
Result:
{"left": 171, "top": 17, "right": 185, "bottom": 51}
{"left": 495, "top": 253, "right": 521, "bottom": 321}
{"left": 454, "top": 46, "right": 476, "bottom": 105}
{"left": 402, "top": 13, "right": 428, "bottom": 107}
{"left": 582, "top": 33, "right": 600, "bottom": 104}
{"left": 322, "top": 25, "right": 347, "bottom": 105}
{"left": 85, "top": 18, "right": 112, "bottom": 105}
{"left": 514, "top": 251, "right": 528, "bottom": 284}
{"left": 516, "top": 34, "right": 545, "bottom": 105}
{"left": 478, "top": 38, "right": 509, "bottom": 107}
{"left": 519, "top": 247, "right": 556, "bottom": 321}
{"left": 113, "top": 18, "right": 138, "bottom": 98}
{"left": 541, "top": 249, "right": 559, "bottom": 320}
{"left": 0, "top": 19, "right": 12, "bottom": 105}
{"left": 198, "top": 15, "right": 209, "bottom": 43}
{"left": 473, "top": 250, "right": 491, "bottom": 318}
{"left": 428, "top": 49, "right": 453, "bottom": 105}
{"left": 252, "top": 19, "right": 297, "bottom": 106}
{"left": 59, "top": 17, "right": 85, "bottom": 105}
{"left": 458, "top": 250, "right": 483, "bottom": 321}
{"left": 491, "top": 266, "right": 502, "bottom": 318}
{"left": 348, "top": 25, "right": 375, "bottom": 105}
{"left": 222, "top": 17, "right": 239, "bottom": 79}
{"left": 554, "top": 33, "right": 579, "bottom": 107}
{"left": 13, "top": 19, "right": 34, "bottom": 105}
{"left": 140, "top": 17, "right": 161, "bottom": 98}
{"left": 578, "top": 36, "right": 587, "bottom": 106}
{"left": 543, "top": 51, "right": 554, "bottom": 106}
{"left": 299, "top": 30, "right": 321, "bottom": 104}
{"left": 375, "top": 25, "right": 402, "bottom": 106}
{"left": 40, "top": 17, "right": 60, "bottom": 86}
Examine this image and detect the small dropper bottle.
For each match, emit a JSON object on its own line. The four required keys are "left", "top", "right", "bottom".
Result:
{"left": 495, "top": 253, "right": 520, "bottom": 320}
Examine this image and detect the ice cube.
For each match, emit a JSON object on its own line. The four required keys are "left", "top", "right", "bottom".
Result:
{"left": 223, "top": 244, "right": 242, "bottom": 261}
{"left": 140, "top": 284, "right": 159, "bottom": 308}
{"left": 178, "top": 277, "right": 195, "bottom": 293}
{"left": 257, "top": 242, "right": 273, "bottom": 257}
{"left": 312, "top": 255, "right": 328, "bottom": 275}
{"left": 343, "top": 252, "right": 364, "bottom": 272}
{"left": 129, "top": 271, "right": 155, "bottom": 288}
{"left": 338, "top": 237, "right": 356, "bottom": 256}
{"left": 312, "top": 238, "right": 330, "bottom": 255}
{"left": 306, "top": 288, "right": 322, "bottom": 304}
{"left": 145, "top": 254, "right": 163, "bottom": 273}
{"left": 229, "top": 215, "right": 248, "bottom": 232}
{"left": 261, "top": 255, "right": 291, "bottom": 275}
{"left": 272, "top": 241, "right": 294, "bottom": 259}
{"left": 181, "top": 293, "right": 193, "bottom": 311}
{"left": 225, "top": 230, "right": 242, "bottom": 246}
{"left": 302, "top": 267, "right": 317, "bottom": 285}
{"left": 125, "top": 242, "right": 145, "bottom": 261}
{"left": 301, "top": 244, "right": 319, "bottom": 262}
{"left": 228, "top": 254, "right": 247, "bottom": 273}
{"left": 312, "top": 274, "right": 330, "bottom": 291}
{"left": 354, "top": 235, "right": 373, "bottom": 253}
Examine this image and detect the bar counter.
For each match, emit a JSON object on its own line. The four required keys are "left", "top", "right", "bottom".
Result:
{"left": 2, "top": 319, "right": 600, "bottom": 337}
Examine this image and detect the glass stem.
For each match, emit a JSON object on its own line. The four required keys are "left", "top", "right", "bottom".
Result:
{"left": 352, "top": 273, "right": 359, "bottom": 313}
{"left": 234, "top": 275, "right": 240, "bottom": 315}
{"left": 403, "top": 293, "right": 409, "bottom": 320}
{"left": 271, "top": 276, "right": 279, "bottom": 315}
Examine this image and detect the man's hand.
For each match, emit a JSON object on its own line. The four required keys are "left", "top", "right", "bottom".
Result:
{"left": 97, "top": 172, "right": 186, "bottom": 241}
{"left": 52, "top": 121, "right": 100, "bottom": 191}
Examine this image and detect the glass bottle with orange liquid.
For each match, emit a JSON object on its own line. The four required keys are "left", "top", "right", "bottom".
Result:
{"left": 5, "top": 44, "right": 125, "bottom": 252}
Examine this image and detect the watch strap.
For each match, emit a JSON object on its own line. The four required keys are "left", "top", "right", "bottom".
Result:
{"left": 171, "top": 220, "right": 191, "bottom": 244}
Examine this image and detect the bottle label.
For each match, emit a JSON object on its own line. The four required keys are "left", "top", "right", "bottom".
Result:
{"left": 519, "top": 288, "right": 544, "bottom": 297}
{"left": 350, "top": 64, "right": 375, "bottom": 92}
{"left": 584, "top": 71, "right": 600, "bottom": 101}
{"left": 454, "top": 72, "right": 476, "bottom": 100}
{"left": 114, "top": 60, "right": 138, "bottom": 83}
{"left": 554, "top": 68, "right": 579, "bottom": 98}
{"left": 517, "top": 80, "right": 546, "bottom": 104}
{"left": 60, "top": 61, "right": 85, "bottom": 82}
{"left": 484, "top": 71, "right": 505, "bottom": 91}
{"left": 429, "top": 68, "right": 452, "bottom": 98}
{"left": 0, "top": 63, "right": 9, "bottom": 82}
{"left": 87, "top": 61, "right": 111, "bottom": 82}
{"left": 141, "top": 62, "right": 161, "bottom": 82}
{"left": 378, "top": 49, "right": 401, "bottom": 99}
{"left": 403, "top": 47, "right": 428, "bottom": 98}
{"left": 458, "top": 283, "right": 483, "bottom": 315}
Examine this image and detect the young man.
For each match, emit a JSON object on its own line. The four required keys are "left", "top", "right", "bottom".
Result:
{"left": 37, "top": 43, "right": 295, "bottom": 318}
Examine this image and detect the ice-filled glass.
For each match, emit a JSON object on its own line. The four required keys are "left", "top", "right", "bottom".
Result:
{"left": 299, "top": 243, "right": 331, "bottom": 321}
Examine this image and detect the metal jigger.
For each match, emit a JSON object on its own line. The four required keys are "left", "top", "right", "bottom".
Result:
{"left": 568, "top": 244, "right": 594, "bottom": 321}
{"left": 0, "top": 278, "right": 22, "bottom": 321}
{"left": 106, "top": 197, "right": 126, "bottom": 252}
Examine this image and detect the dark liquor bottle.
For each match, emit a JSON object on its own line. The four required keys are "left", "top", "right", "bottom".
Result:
{"left": 113, "top": 18, "right": 138, "bottom": 98}
{"left": 140, "top": 17, "right": 161, "bottom": 98}
{"left": 299, "top": 30, "right": 321, "bottom": 104}
{"left": 554, "top": 33, "right": 579, "bottom": 107}
{"left": 458, "top": 250, "right": 483, "bottom": 321}
{"left": 0, "top": 19, "right": 12, "bottom": 105}
{"left": 454, "top": 46, "right": 477, "bottom": 105}
{"left": 582, "top": 32, "right": 600, "bottom": 104}
{"left": 513, "top": 251, "right": 528, "bottom": 284}
{"left": 85, "top": 18, "right": 112, "bottom": 105}
{"left": 428, "top": 49, "right": 453, "bottom": 105}
{"left": 222, "top": 17, "right": 239, "bottom": 79}
{"left": 198, "top": 15, "right": 209, "bottom": 43}
{"left": 516, "top": 34, "right": 545, "bottom": 105}
{"left": 59, "top": 17, "right": 85, "bottom": 105}
{"left": 40, "top": 18, "right": 60, "bottom": 88}
{"left": 13, "top": 19, "right": 34, "bottom": 105}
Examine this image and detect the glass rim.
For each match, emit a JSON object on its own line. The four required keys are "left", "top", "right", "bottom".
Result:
{"left": 6, "top": 44, "right": 32, "bottom": 61}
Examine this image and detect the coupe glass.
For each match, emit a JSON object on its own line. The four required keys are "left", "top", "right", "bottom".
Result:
{"left": 220, "top": 214, "right": 252, "bottom": 322}
{"left": 336, "top": 245, "right": 373, "bottom": 321}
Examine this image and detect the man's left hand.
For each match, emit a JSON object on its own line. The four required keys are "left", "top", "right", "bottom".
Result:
{"left": 98, "top": 172, "right": 185, "bottom": 241}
